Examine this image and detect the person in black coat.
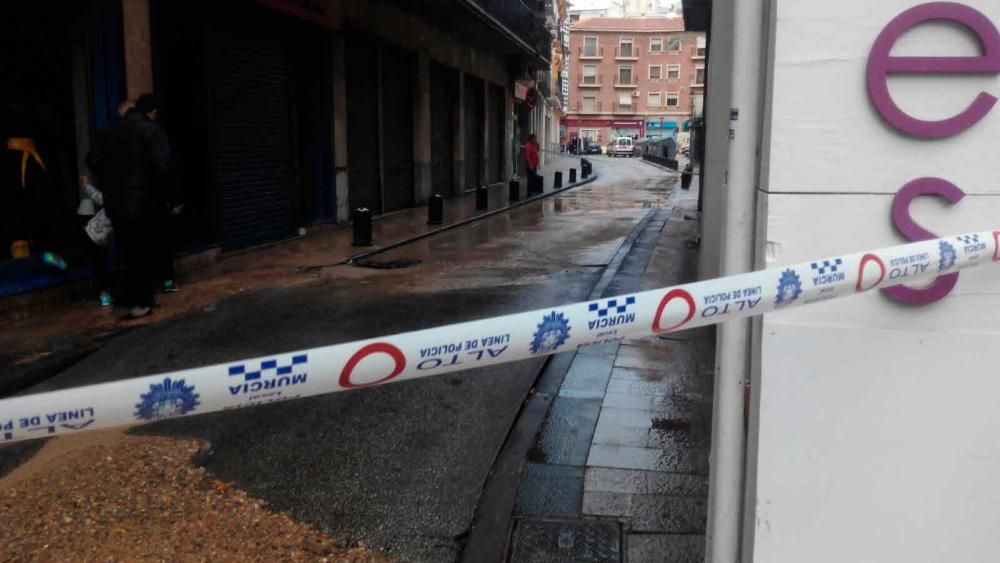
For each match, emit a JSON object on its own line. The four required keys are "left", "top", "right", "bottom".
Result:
{"left": 87, "top": 94, "right": 178, "bottom": 318}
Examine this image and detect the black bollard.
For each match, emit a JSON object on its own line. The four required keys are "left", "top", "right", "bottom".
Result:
{"left": 427, "top": 193, "right": 443, "bottom": 225}
{"left": 554, "top": 171, "right": 563, "bottom": 189}
{"left": 581, "top": 159, "right": 590, "bottom": 178}
{"left": 352, "top": 207, "right": 373, "bottom": 246}
{"left": 681, "top": 164, "right": 694, "bottom": 190}
{"left": 509, "top": 179, "right": 520, "bottom": 202}
{"left": 569, "top": 168, "right": 577, "bottom": 183}
{"left": 476, "top": 185, "right": 488, "bottom": 211}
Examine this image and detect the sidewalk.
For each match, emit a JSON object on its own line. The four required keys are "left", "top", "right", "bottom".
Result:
{"left": 508, "top": 182, "right": 713, "bottom": 562}
{"left": 0, "top": 156, "right": 593, "bottom": 395}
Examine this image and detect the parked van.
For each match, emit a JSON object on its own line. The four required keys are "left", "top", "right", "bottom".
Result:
{"left": 608, "top": 137, "right": 638, "bottom": 157}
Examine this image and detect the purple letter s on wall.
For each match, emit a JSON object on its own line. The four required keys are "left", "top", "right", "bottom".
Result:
{"left": 884, "top": 178, "right": 966, "bottom": 305}
{"left": 868, "top": 2, "right": 1000, "bottom": 138}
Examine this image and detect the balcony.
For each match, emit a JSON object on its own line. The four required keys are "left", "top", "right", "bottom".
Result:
{"left": 579, "top": 74, "right": 603, "bottom": 88}
{"left": 615, "top": 46, "right": 639, "bottom": 60}
{"left": 613, "top": 78, "right": 638, "bottom": 88}
{"left": 613, "top": 102, "right": 637, "bottom": 113}
{"left": 579, "top": 46, "right": 604, "bottom": 59}
{"left": 468, "top": 0, "right": 552, "bottom": 63}
{"left": 575, "top": 101, "right": 603, "bottom": 113}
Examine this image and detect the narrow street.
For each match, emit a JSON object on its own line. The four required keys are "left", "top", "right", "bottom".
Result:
{"left": 1, "top": 157, "right": 696, "bottom": 561}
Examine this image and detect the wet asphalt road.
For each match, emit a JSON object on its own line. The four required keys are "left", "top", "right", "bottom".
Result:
{"left": 4, "top": 156, "right": 678, "bottom": 562}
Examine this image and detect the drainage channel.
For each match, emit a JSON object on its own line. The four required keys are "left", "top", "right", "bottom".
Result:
{"left": 460, "top": 207, "right": 674, "bottom": 563}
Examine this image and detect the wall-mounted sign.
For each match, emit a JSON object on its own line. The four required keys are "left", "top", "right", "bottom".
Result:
{"left": 867, "top": 3, "right": 1000, "bottom": 138}
{"left": 869, "top": 3, "right": 998, "bottom": 305}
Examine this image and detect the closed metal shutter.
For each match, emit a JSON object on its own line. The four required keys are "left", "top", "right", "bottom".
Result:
{"left": 210, "top": 31, "right": 293, "bottom": 251}
{"left": 430, "top": 62, "right": 457, "bottom": 197}
{"left": 487, "top": 84, "right": 505, "bottom": 184}
{"left": 463, "top": 75, "right": 484, "bottom": 190}
{"left": 379, "top": 43, "right": 415, "bottom": 213}
{"left": 346, "top": 34, "right": 381, "bottom": 214}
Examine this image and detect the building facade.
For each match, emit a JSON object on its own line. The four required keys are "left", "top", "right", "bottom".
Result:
{"left": 567, "top": 0, "right": 680, "bottom": 23}
{"left": 563, "top": 16, "right": 705, "bottom": 146}
{"left": 1, "top": 0, "right": 551, "bottom": 296}
{"left": 681, "top": 0, "right": 1000, "bottom": 561}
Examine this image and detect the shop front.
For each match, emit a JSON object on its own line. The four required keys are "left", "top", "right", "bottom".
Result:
{"left": 563, "top": 117, "right": 645, "bottom": 148}
{"left": 1, "top": 0, "right": 125, "bottom": 297}
{"left": 151, "top": 0, "right": 335, "bottom": 252}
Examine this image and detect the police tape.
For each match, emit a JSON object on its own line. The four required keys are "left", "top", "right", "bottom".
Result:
{"left": 2, "top": 231, "right": 997, "bottom": 444}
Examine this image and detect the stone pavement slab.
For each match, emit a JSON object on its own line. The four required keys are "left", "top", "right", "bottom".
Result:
{"left": 582, "top": 491, "right": 707, "bottom": 533}
{"left": 627, "top": 533, "right": 705, "bottom": 563}
{"left": 514, "top": 463, "right": 585, "bottom": 518}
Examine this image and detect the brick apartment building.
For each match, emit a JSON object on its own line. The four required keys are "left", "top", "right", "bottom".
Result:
{"left": 563, "top": 16, "right": 705, "bottom": 146}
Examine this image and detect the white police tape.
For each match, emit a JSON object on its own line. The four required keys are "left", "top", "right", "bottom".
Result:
{"left": 2, "top": 231, "right": 997, "bottom": 444}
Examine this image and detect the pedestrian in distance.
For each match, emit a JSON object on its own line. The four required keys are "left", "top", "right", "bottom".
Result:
{"left": 86, "top": 93, "right": 178, "bottom": 319}
{"left": 524, "top": 133, "right": 541, "bottom": 193}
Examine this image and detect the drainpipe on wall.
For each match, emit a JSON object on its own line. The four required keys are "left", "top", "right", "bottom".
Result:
{"left": 706, "top": 0, "right": 767, "bottom": 560}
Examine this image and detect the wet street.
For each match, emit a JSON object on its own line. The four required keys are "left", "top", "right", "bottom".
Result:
{"left": 1, "top": 156, "right": 693, "bottom": 561}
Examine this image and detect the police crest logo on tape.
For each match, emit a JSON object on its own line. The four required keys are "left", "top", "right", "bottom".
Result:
{"left": 776, "top": 269, "right": 802, "bottom": 307}
{"left": 135, "top": 377, "right": 200, "bottom": 420}
{"left": 939, "top": 241, "right": 958, "bottom": 271}
{"left": 417, "top": 332, "right": 510, "bottom": 371}
{"left": 227, "top": 354, "right": 309, "bottom": 406}
{"left": 531, "top": 311, "right": 571, "bottom": 354}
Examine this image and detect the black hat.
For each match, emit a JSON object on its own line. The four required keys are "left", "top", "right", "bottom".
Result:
{"left": 134, "top": 93, "right": 160, "bottom": 115}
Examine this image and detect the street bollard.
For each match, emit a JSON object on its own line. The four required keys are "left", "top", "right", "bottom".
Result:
{"left": 509, "top": 179, "right": 520, "bottom": 202}
{"left": 352, "top": 207, "right": 373, "bottom": 246}
{"left": 681, "top": 165, "right": 693, "bottom": 190}
{"left": 476, "top": 185, "right": 488, "bottom": 211}
{"left": 581, "top": 159, "right": 590, "bottom": 178}
{"left": 554, "top": 171, "right": 563, "bottom": 189}
{"left": 569, "top": 168, "right": 577, "bottom": 183}
{"left": 428, "top": 193, "right": 443, "bottom": 225}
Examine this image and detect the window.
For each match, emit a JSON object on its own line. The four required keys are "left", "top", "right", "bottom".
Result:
{"left": 618, "top": 91, "right": 633, "bottom": 110}
{"left": 668, "top": 37, "right": 683, "bottom": 52}
{"left": 582, "top": 96, "right": 597, "bottom": 112}
{"left": 583, "top": 65, "right": 598, "bottom": 84}
{"left": 666, "top": 64, "right": 681, "bottom": 80}
{"left": 666, "top": 92, "right": 680, "bottom": 107}
{"left": 696, "top": 36, "right": 707, "bottom": 57}
{"left": 650, "top": 37, "right": 663, "bottom": 53}
{"left": 583, "top": 36, "right": 598, "bottom": 57}
{"left": 570, "top": 13, "right": 580, "bottom": 22}
{"left": 618, "top": 65, "right": 633, "bottom": 84}
{"left": 695, "top": 67, "right": 705, "bottom": 85}
{"left": 648, "top": 65, "right": 661, "bottom": 80}
{"left": 648, "top": 92, "right": 662, "bottom": 107}
{"left": 618, "top": 37, "right": 634, "bottom": 58}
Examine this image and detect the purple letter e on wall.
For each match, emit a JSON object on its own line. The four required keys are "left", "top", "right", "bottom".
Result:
{"left": 868, "top": 2, "right": 1000, "bottom": 138}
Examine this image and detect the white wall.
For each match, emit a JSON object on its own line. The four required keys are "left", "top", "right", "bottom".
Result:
{"left": 752, "top": 1, "right": 1000, "bottom": 561}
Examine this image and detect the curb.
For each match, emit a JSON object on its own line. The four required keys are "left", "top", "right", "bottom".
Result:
{"left": 301, "top": 171, "right": 600, "bottom": 271}
{"left": 638, "top": 156, "right": 682, "bottom": 175}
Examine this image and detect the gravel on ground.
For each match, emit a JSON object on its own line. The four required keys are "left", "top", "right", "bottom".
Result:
{"left": 0, "top": 435, "right": 392, "bottom": 562}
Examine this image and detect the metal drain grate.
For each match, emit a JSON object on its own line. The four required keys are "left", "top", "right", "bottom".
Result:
{"left": 508, "top": 518, "right": 622, "bottom": 563}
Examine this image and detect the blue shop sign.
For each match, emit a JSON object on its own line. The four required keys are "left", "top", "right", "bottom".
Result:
{"left": 645, "top": 120, "right": 678, "bottom": 129}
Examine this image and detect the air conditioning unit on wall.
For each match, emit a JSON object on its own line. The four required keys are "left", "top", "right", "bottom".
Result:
{"left": 632, "top": 90, "right": 640, "bottom": 97}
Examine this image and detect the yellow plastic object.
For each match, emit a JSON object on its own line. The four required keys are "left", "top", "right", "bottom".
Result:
{"left": 10, "top": 240, "right": 30, "bottom": 259}
{"left": 6, "top": 137, "right": 47, "bottom": 188}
